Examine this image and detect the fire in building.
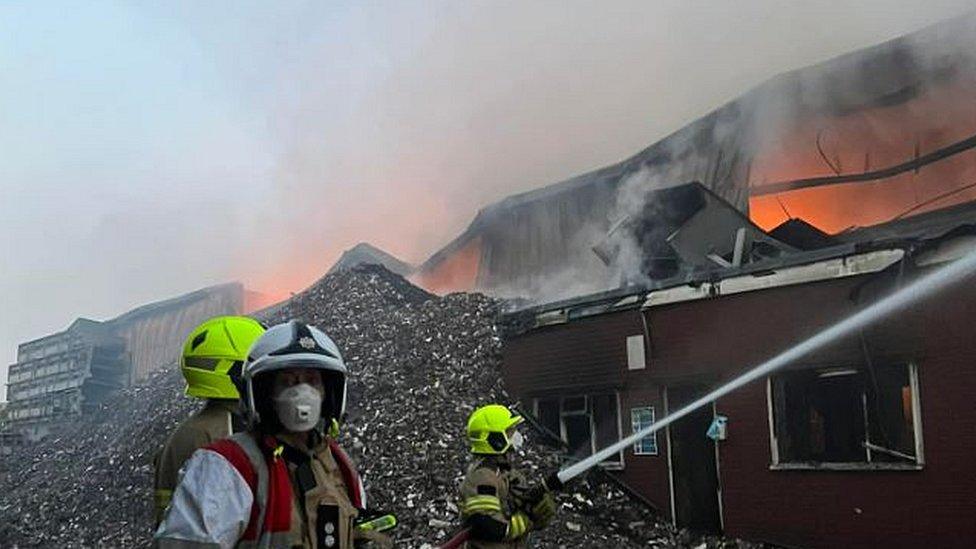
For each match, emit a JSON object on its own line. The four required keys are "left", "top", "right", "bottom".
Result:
{"left": 2, "top": 283, "right": 244, "bottom": 446}
{"left": 414, "top": 15, "right": 976, "bottom": 305}
{"left": 494, "top": 15, "right": 976, "bottom": 549}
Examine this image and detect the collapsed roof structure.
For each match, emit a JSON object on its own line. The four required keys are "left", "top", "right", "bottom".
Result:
{"left": 489, "top": 14, "right": 976, "bottom": 548}
{"left": 415, "top": 13, "right": 976, "bottom": 307}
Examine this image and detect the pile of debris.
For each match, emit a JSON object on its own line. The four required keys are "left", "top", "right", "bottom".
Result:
{"left": 0, "top": 365, "right": 194, "bottom": 546}
{"left": 0, "top": 265, "right": 761, "bottom": 548}
{"left": 262, "top": 266, "right": 681, "bottom": 546}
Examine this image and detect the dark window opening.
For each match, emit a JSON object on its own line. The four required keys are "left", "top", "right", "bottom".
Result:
{"left": 564, "top": 414, "right": 592, "bottom": 459}
{"left": 534, "top": 393, "right": 623, "bottom": 467}
{"left": 591, "top": 394, "right": 620, "bottom": 452}
{"left": 771, "top": 363, "right": 920, "bottom": 466}
{"left": 535, "top": 398, "right": 561, "bottom": 442}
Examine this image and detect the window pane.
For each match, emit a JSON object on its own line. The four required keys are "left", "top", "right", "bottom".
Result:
{"left": 562, "top": 396, "right": 587, "bottom": 413}
{"left": 631, "top": 407, "right": 658, "bottom": 455}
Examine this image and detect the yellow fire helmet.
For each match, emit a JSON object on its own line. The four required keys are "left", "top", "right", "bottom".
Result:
{"left": 467, "top": 404, "right": 524, "bottom": 455}
{"left": 181, "top": 316, "right": 265, "bottom": 400}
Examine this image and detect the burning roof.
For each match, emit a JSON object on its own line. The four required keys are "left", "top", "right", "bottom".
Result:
{"left": 503, "top": 196, "right": 976, "bottom": 333}
{"left": 417, "top": 13, "right": 976, "bottom": 306}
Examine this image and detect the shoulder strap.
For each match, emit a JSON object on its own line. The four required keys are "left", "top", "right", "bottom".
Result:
{"left": 207, "top": 432, "right": 294, "bottom": 541}
{"left": 328, "top": 439, "right": 366, "bottom": 510}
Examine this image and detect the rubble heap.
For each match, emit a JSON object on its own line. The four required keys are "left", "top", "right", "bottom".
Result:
{"left": 263, "top": 266, "right": 681, "bottom": 546}
{"left": 0, "top": 365, "right": 193, "bottom": 546}
{"left": 0, "top": 265, "right": 759, "bottom": 548}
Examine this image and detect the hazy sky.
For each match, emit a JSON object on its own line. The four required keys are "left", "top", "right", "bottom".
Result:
{"left": 2, "top": 0, "right": 973, "bottom": 399}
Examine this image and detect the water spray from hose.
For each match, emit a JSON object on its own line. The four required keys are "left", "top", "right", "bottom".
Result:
{"left": 440, "top": 246, "right": 976, "bottom": 548}
{"left": 557, "top": 246, "right": 976, "bottom": 484}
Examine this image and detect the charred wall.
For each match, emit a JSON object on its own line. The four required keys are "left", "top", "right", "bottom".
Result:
{"left": 502, "top": 309, "right": 674, "bottom": 514}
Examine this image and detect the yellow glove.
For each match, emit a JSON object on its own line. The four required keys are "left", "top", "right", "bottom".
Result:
{"left": 506, "top": 511, "right": 533, "bottom": 540}
{"left": 528, "top": 491, "right": 556, "bottom": 528}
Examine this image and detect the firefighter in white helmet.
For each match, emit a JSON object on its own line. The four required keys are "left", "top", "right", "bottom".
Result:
{"left": 155, "top": 320, "right": 392, "bottom": 548}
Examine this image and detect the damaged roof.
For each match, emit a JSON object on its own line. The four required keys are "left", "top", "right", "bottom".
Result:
{"left": 503, "top": 198, "right": 976, "bottom": 330}
{"left": 422, "top": 13, "right": 976, "bottom": 275}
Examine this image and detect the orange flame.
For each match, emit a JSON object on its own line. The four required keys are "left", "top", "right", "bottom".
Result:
{"left": 749, "top": 76, "right": 976, "bottom": 233}
{"left": 411, "top": 237, "right": 482, "bottom": 295}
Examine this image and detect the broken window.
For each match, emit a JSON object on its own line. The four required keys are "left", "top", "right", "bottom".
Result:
{"left": 631, "top": 407, "right": 658, "bottom": 455}
{"left": 535, "top": 398, "right": 561, "bottom": 442}
{"left": 534, "top": 393, "right": 623, "bottom": 468}
{"left": 770, "top": 363, "right": 921, "bottom": 467}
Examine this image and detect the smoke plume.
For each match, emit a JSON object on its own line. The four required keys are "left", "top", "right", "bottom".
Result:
{"left": 2, "top": 1, "right": 974, "bottom": 398}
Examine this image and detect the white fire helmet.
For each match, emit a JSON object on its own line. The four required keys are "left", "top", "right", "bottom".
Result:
{"left": 242, "top": 320, "right": 347, "bottom": 432}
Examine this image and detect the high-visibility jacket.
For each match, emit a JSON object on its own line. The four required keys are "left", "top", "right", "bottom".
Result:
{"left": 155, "top": 431, "right": 385, "bottom": 548}
{"left": 458, "top": 456, "right": 535, "bottom": 549}
{"left": 154, "top": 399, "right": 243, "bottom": 525}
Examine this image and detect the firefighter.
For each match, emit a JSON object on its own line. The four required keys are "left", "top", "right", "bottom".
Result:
{"left": 155, "top": 320, "right": 392, "bottom": 548}
{"left": 154, "top": 315, "right": 265, "bottom": 525}
{"left": 459, "top": 404, "right": 557, "bottom": 548}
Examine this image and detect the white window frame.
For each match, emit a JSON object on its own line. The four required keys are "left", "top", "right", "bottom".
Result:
{"left": 631, "top": 406, "right": 659, "bottom": 455}
{"left": 533, "top": 393, "right": 625, "bottom": 469}
{"left": 766, "top": 362, "right": 924, "bottom": 471}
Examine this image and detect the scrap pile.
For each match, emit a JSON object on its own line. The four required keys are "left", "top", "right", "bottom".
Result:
{"left": 0, "top": 265, "right": 760, "bottom": 548}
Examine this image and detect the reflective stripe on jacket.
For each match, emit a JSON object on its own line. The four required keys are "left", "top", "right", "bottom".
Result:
{"left": 458, "top": 456, "right": 533, "bottom": 549}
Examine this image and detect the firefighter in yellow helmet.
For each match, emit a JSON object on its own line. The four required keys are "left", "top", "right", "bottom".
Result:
{"left": 153, "top": 316, "right": 265, "bottom": 525}
{"left": 459, "top": 404, "right": 557, "bottom": 548}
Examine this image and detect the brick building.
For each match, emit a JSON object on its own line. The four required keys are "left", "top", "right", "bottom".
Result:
{"left": 501, "top": 202, "right": 976, "bottom": 548}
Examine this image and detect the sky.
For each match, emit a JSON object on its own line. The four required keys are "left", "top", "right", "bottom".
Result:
{"left": 1, "top": 0, "right": 974, "bottom": 400}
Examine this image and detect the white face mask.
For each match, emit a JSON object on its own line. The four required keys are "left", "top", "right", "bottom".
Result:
{"left": 273, "top": 383, "right": 323, "bottom": 432}
{"left": 509, "top": 430, "right": 525, "bottom": 451}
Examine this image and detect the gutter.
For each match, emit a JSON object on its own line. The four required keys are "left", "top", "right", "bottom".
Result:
{"left": 643, "top": 248, "right": 905, "bottom": 308}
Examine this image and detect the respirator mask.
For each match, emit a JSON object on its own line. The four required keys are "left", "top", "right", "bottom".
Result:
{"left": 273, "top": 383, "right": 323, "bottom": 432}
{"left": 509, "top": 431, "right": 525, "bottom": 451}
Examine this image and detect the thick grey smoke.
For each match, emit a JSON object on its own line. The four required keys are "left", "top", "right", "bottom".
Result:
{"left": 2, "top": 1, "right": 974, "bottom": 399}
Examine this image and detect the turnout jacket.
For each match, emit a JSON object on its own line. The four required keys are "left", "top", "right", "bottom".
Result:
{"left": 458, "top": 456, "right": 535, "bottom": 549}
{"left": 155, "top": 430, "right": 384, "bottom": 549}
{"left": 154, "top": 399, "right": 242, "bottom": 525}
